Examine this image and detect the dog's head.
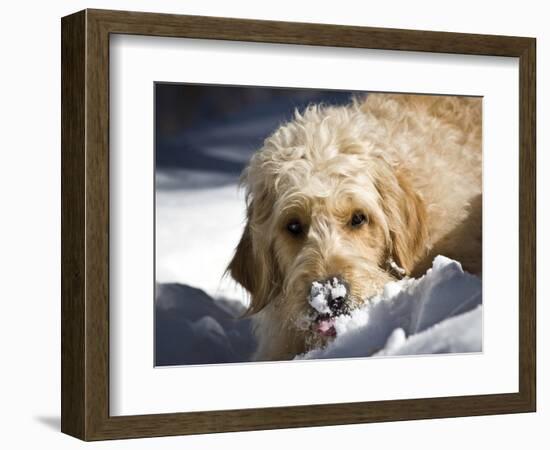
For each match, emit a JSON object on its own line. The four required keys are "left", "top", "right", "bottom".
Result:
{"left": 228, "top": 104, "right": 428, "bottom": 347}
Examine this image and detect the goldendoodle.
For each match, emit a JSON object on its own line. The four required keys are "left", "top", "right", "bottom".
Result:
{"left": 228, "top": 93, "right": 482, "bottom": 361}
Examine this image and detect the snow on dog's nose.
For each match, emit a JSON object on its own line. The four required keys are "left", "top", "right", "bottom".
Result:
{"left": 308, "top": 277, "right": 349, "bottom": 337}
{"left": 309, "top": 277, "right": 348, "bottom": 314}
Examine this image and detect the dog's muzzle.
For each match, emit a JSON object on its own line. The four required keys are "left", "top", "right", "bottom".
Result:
{"left": 308, "top": 276, "right": 350, "bottom": 337}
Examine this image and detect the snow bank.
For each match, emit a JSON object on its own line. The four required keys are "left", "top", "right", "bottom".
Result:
{"left": 155, "top": 283, "right": 255, "bottom": 366}
{"left": 155, "top": 256, "right": 482, "bottom": 366}
{"left": 374, "top": 306, "right": 482, "bottom": 356}
{"left": 297, "top": 256, "right": 482, "bottom": 360}
{"left": 155, "top": 181, "right": 249, "bottom": 307}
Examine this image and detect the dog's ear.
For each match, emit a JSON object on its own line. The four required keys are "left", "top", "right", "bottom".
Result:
{"left": 228, "top": 221, "right": 256, "bottom": 294}
{"left": 227, "top": 208, "right": 278, "bottom": 316}
{"left": 377, "top": 165, "right": 429, "bottom": 275}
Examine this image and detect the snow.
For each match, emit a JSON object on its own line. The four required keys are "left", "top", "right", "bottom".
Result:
{"left": 308, "top": 278, "right": 348, "bottom": 314}
{"left": 310, "top": 282, "right": 330, "bottom": 314}
{"left": 155, "top": 283, "right": 255, "bottom": 366}
{"left": 155, "top": 173, "right": 249, "bottom": 308}
{"left": 297, "top": 256, "right": 482, "bottom": 360}
{"left": 155, "top": 251, "right": 482, "bottom": 366}
{"left": 331, "top": 281, "right": 348, "bottom": 300}
{"left": 374, "top": 306, "right": 482, "bottom": 356}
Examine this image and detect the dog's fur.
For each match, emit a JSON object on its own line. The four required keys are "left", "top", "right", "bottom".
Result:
{"left": 228, "top": 93, "right": 482, "bottom": 361}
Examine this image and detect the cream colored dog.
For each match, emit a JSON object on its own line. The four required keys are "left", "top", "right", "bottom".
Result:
{"left": 228, "top": 93, "right": 482, "bottom": 361}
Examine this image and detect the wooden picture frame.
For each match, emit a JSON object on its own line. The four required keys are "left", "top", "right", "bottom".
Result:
{"left": 61, "top": 8, "right": 536, "bottom": 441}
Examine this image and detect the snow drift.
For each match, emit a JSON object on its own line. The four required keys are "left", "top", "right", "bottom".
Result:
{"left": 155, "top": 255, "right": 481, "bottom": 366}
{"left": 155, "top": 283, "right": 255, "bottom": 366}
{"left": 297, "top": 255, "right": 482, "bottom": 360}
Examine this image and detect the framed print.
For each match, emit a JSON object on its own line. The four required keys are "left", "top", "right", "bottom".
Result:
{"left": 61, "top": 9, "right": 536, "bottom": 441}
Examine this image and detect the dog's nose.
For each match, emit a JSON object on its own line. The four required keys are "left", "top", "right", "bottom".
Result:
{"left": 309, "top": 276, "right": 349, "bottom": 315}
{"left": 328, "top": 292, "right": 345, "bottom": 311}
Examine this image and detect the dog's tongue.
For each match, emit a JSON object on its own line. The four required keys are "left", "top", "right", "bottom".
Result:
{"left": 315, "top": 318, "right": 336, "bottom": 337}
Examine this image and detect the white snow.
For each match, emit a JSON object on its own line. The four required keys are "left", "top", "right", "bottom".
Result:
{"left": 309, "top": 282, "right": 331, "bottom": 314}
{"left": 375, "top": 306, "right": 482, "bottom": 356}
{"left": 297, "top": 256, "right": 482, "bottom": 360}
{"left": 155, "top": 169, "right": 249, "bottom": 309}
{"left": 331, "top": 280, "right": 347, "bottom": 300}
{"left": 308, "top": 278, "right": 348, "bottom": 314}
{"left": 155, "top": 283, "right": 255, "bottom": 365}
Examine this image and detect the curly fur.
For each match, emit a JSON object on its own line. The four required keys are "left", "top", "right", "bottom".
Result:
{"left": 228, "top": 93, "right": 482, "bottom": 361}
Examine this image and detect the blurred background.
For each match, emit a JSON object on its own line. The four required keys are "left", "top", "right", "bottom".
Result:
{"left": 154, "top": 83, "right": 361, "bottom": 366}
{"left": 155, "top": 83, "right": 358, "bottom": 189}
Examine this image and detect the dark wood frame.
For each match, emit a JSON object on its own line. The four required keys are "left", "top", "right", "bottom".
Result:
{"left": 61, "top": 8, "right": 536, "bottom": 441}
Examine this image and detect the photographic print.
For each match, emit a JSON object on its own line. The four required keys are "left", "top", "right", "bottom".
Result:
{"left": 61, "top": 10, "right": 535, "bottom": 439}
{"left": 154, "top": 84, "right": 482, "bottom": 366}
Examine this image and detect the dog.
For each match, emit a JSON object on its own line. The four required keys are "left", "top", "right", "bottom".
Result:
{"left": 228, "top": 93, "right": 482, "bottom": 361}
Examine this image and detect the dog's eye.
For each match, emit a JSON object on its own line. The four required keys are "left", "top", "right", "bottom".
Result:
{"left": 286, "top": 220, "right": 303, "bottom": 236}
{"left": 350, "top": 212, "right": 367, "bottom": 228}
